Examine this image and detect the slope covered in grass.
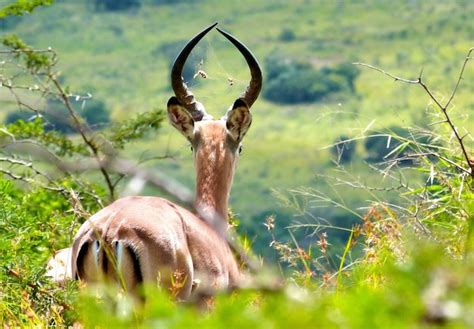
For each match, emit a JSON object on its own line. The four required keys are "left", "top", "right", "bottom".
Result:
{"left": 1, "top": 0, "right": 472, "bottom": 249}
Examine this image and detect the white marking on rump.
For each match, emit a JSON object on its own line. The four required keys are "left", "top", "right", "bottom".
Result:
{"left": 93, "top": 240, "right": 100, "bottom": 268}
{"left": 115, "top": 240, "right": 124, "bottom": 270}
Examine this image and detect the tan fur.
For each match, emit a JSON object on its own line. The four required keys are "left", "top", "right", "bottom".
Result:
{"left": 55, "top": 118, "right": 245, "bottom": 300}
{"left": 194, "top": 121, "right": 237, "bottom": 236}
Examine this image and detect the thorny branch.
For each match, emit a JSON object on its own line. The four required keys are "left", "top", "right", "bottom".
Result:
{"left": 0, "top": 167, "right": 66, "bottom": 194}
{"left": 49, "top": 76, "right": 116, "bottom": 200}
{"left": 1, "top": 46, "right": 117, "bottom": 199}
{"left": 0, "top": 155, "right": 55, "bottom": 182}
{"left": 354, "top": 47, "right": 474, "bottom": 178}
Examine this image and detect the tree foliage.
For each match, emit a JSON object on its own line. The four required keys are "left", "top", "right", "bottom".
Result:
{"left": 3, "top": 118, "right": 87, "bottom": 156}
{"left": 2, "top": 34, "right": 51, "bottom": 73}
{"left": 108, "top": 108, "right": 165, "bottom": 149}
{"left": 93, "top": 0, "right": 140, "bottom": 11}
{"left": 263, "top": 54, "right": 359, "bottom": 104}
{"left": 0, "top": 0, "right": 53, "bottom": 19}
{"left": 278, "top": 28, "right": 296, "bottom": 42}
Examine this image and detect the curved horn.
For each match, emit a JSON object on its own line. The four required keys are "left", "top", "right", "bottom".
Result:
{"left": 216, "top": 27, "right": 262, "bottom": 108}
{"left": 171, "top": 22, "right": 217, "bottom": 121}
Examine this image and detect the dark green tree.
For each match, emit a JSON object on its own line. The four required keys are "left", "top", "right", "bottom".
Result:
{"left": 93, "top": 0, "right": 140, "bottom": 11}
{"left": 279, "top": 28, "right": 296, "bottom": 42}
{"left": 4, "top": 110, "right": 35, "bottom": 124}
{"left": 263, "top": 54, "right": 359, "bottom": 104}
{"left": 364, "top": 126, "right": 427, "bottom": 165}
{"left": 40, "top": 98, "right": 110, "bottom": 134}
{"left": 331, "top": 135, "right": 356, "bottom": 164}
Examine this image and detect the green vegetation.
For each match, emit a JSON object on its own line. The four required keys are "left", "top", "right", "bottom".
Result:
{"left": 264, "top": 55, "right": 359, "bottom": 104}
{"left": 93, "top": 0, "right": 140, "bottom": 12}
{"left": 0, "top": 0, "right": 473, "bottom": 327}
{"left": 0, "top": 0, "right": 52, "bottom": 18}
{"left": 0, "top": 0, "right": 472, "bottom": 236}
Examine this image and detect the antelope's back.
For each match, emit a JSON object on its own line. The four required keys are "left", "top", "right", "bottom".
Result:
{"left": 71, "top": 196, "right": 238, "bottom": 296}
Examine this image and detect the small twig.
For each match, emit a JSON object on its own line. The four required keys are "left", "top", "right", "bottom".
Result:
{"left": 49, "top": 75, "right": 116, "bottom": 199}
{"left": 0, "top": 156, "right": 54, "bottom": 181}
{"left": 399, "top": 151, "right": 471, "bottom": 175}
{"left": 0, "top": 168, "right": 66, "bottom": 193}
{"left": 0, "top": 48, "right": 56, "bottom": 55}
{"left": 445, "top": 47, "right": 474, "bottom": 109}
{"left": 1, "top": 82, "right": 42, "bottom": 113}
{"left": 354, "top": 48, "right": 474, "bottom": 177}
{"left": 352, "top": 62, "right": 419, "bottom": 84}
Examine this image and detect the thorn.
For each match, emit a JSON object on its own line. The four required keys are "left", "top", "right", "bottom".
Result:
{"left": 418, "top": 67, "right": 424, "bottom": 81}
{"left": 460, "top": 133, "right": 470, "bottom": 141}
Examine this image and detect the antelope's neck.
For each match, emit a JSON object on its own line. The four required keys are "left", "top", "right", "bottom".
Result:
{"left": 194, "top": 147, "right": 235, "bottom": 236}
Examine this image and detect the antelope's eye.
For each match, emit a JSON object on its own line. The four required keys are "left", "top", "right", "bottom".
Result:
{"left": 190, "top": 145, "right": 194, "bottom": 152}
{"left": 238, "top": 145, "right": 243, "bottom": 154}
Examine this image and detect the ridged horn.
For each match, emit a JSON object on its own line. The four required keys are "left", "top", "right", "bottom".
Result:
{"left": 171, "top": 22, "right": 217, "bottom": 121}
{"left": 216, "top": 27, "right": 262, "bottom": 108}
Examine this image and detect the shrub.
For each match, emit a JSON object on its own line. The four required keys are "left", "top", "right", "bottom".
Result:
{"left": 42, "top": 98, "right": 110, "bottom": 133}
{"left": 364, "top": 129, "right": 401, "bottom": 162}
{"left": 79, "top": 99, "right": 110, "bottom": 129}
{"left": 6, "top": 98, "right": 110, "bottom": 134}
{"left": 150, "top": 0, "right": 198, "bottom": 4}
{"left": 325, "top": 63, "right": 359, "bottom": 92}
{"left": 265, "top": 64, "right": 322, "bottom": 103}
{"left": 4, "top": 109, "right": 35, "bottom": 124}
{"left": 0, "top": 15, "right": 22, "bottom": 30}
{"left": 263, "top": 54, "right": 359, "bottom": 104}
{"left": 278, "top": 28, "right": 296, "bottom": 42}
{"left": 0, "top": 179, "right": 79, "bottom": 325}
{"left": 93, "top": 0, "right": 140, "bottom": 11}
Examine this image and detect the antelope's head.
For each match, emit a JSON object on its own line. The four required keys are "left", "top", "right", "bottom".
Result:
{"left": 166, "top": 23, "right": 262, "bottom": 230}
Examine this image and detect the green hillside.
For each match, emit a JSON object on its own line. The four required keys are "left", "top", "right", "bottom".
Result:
{"left": 1, "top": 1, "right": 473, "bottom": 327}
{"left": 1, "top": 0, "right": 473, "bottom": 248}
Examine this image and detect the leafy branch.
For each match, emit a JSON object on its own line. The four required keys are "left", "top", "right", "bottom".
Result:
{"left": 0, "top": 36, "right": 167, "bottom": 202}
{"left": 0, "top": 0, "right": 54, "bottom": 19}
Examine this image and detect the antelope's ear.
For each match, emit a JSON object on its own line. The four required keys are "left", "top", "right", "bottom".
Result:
{"left": 226, "top": 99, "right": 252, "bottom": 142}
{"left": 167, "top": 97, "right": 194, "bottom": 141}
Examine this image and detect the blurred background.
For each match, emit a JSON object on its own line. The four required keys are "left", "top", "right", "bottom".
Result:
{"left": 1, "top": 0, "right": 472, "bottom": 261}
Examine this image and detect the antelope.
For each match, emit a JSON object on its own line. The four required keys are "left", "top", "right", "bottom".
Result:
{"left": 46, "top": 22, "right": 262, "bottom": 301}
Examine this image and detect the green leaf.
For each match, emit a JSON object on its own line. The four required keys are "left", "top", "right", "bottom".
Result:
{"left": 0, "top": 0, "right": 54, "bottom": 19}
